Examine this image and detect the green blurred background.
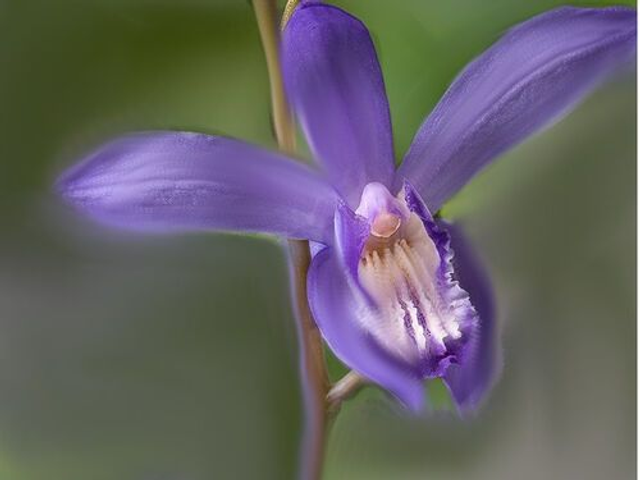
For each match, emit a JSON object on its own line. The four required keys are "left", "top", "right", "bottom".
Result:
{"left": 0, "top": 0, "right": 635, "bottom": 479}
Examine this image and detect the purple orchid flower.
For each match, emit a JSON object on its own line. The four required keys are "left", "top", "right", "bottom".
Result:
{"left": 55, "top": 3, "right": 636, "bottom": 413}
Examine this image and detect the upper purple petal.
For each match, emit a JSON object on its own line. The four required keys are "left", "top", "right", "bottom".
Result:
{"left": 396, "top": 6, "right": 637, "bottom": 210}
{"left": 442, "top": 222, "right": 501, "bottom": 414}
{"left": 282, "top": 3, "right": 395, "bottom": 205}
{"left": 56, "top": 131, "right": 339, "bottom": 242}
{"left": 307, "top": 246, "right": 425, "bottom": 412}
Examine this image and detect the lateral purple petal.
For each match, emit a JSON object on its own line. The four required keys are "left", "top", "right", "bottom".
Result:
{"left": 307, "top": 247, "right": 425, "bottom": 411}
{"left": 396, "top": 6, "right": 636, "bottom": 210}
{"left": 56, "top": 131, "right": 339, "bottom": 242}
{"left": 282, "top": 3, "right": 395, "bottom": 205}
{"left": 442, "top": 222, "right": 502, "bottom": 414}
{"left": 334, "top": 202, "right": 370, "bottom": 286}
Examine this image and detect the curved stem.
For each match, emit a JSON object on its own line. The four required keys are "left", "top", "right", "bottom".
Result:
{"left": 287, "top": 239, "right": 331, "bottom": 480}
{"left": 327, "top": 371, "right": 366, "bottom": 415}
{"left": 253, "top": 0, "right": 296, "bottom": 155}
{"left": 252, "top": 2, "right": 331, "bottom": 479}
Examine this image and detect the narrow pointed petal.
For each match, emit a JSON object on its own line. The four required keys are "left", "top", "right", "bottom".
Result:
{"left": 307, "top": 247, "right": 425, "bottom": 411}
{"left": 442, "top": 222, "right": 501, "bottom": 414}
{"left": 282, "top": 3, "right": 395, "bottom": 204}
{"left": 56, "top": 131, "right": 339, "bottom": 242}
{"left": 396, "top": 7, "right": 636, "bottom": 210}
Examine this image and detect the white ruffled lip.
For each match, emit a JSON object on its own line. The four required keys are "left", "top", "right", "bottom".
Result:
{"left": 358, "top": 210, "right": 462, "bottom": 367}
{"left": 354, "top": 182, "right": 465, "bottom": 374}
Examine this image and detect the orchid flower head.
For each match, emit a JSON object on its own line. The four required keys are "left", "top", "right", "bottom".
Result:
{"left": 55, "top": 2, "right": 637, "bottom": 413}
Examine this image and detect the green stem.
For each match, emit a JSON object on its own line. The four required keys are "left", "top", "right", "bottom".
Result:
{"left": 252, "top": 1, "right": 331, "bottom": 479}
{"left": 287, "top": 239, "right": 332, "bottom": 480}
{"left": 327, "top": 371, "right": 366, "bottom": 415}
{"left": 253, "top": 0, "right": 296, "bottom": 155}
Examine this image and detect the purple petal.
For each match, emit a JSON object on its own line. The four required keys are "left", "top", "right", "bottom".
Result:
{"left": 442, "top": 222, "right": 501, "bottom": 414}
{"left": 56, "top": 131, "right": 339, "bottom": 242}
{"left": 396, "top": 6, "right": 637, "bottom": 210}
{"left": 282, "top": 3, "right": 395, "bottom": 205}
{"left": 307, "top": 247, "right": 425, "bottom": 411}
{"left": 334, "top": 202, "right": 369, "bottom": 285}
